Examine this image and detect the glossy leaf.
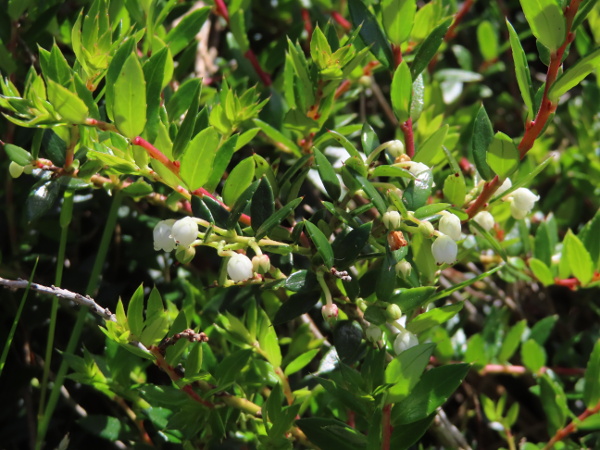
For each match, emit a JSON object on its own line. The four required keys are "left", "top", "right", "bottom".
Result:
{"left": 376, "top": 249, "right": 397, "bottom": 301}
{"left": 471, "top": 105, "right": 495, "bottom": 181}
{"left": 273, "top": 292, "right": 320, "bottom": 326}
{"left": 406, "top": 303, "right": 463, "bottom": 335}
{"left": 443, "top": 173, "right": 467, "bottom": 207}
{"left": 385, "top": 343, "right": 435, "bottom": 403}
{"left": 113, "top": 53, "right": 147, "bottom": 138}
{"left": 255, "top": 197, "right": 303, "bottom": 240}
{"left": 486, "top": 132, "right": 519, "bottom": 179}
{"left": 251, "top": 177, "right": 275, "bottom": 232}
{"left": 46, "top": 80, "right": 88, "bottom": 124}
{"left": 498, "top": 319, "right": 527, "bottom": 363}
{"left": 223, "top": 156, "right": 255, "bottom": 206}
{"left": 172, "top": 82, "right": 201, "bottom": 160}
{"left": 519, "top": 0, "right": 566, "bottom": 52}
{"left": 284, "top": 349, "right": 320, "bottom": 376}
{"left": 539, "top": 375, "right": 568, "bottom": 434}
{"left": 348, "top": 0, "right": 394, "bottom": 68}
{"left": 529, "top": 258, "right": 554, "bottom": 286}
{"left": 332, "top": 222, "right": 372, "bottom": 269}
{"left": 413, "top": 124, "right": 448, "bottom": 165}
{"left": 127, "top": 284, "right": 145, "bottom": 337}
{"left": 297, "top": 418, "right": 367, "bottom": 450}
{"left": 564, "top": 229, "right": 594, "bottom": 285}
{"left": 143, "top": 47, "right": 169, "bottom": 142}
{"left": 507, "top": 20, "right": 534, "bottom": 115}
{"left": 4, "top": 143, "right": 33, "bottom": 165}
{"left": 333, "top": 321, "right": 364, "bottom": 365}
{"left": 382, "top": 0, "right": 416, "bottom": 45}
{"left": 314, "top": 147, "right": 341, "bottom": 201}
{"left": 226, "top": 180, "right": 259, "bottom": 229}
{"left": 549, "top": 47, "right": 600, "bottom": 101}
{"left": 349, "top": 168, "right": 387, "bottom": 214}
{"left": 388, "top": 287, "right": 437, "bottom": 312}
{"left": 477, "top": 21, "right": 498, "bottom": 62}
{"left": 180, "top": 127, "right": 220, "bottom": 191}
{"left": 305, "top": 220, "right": 334, "bottom": 268}
{"left": 165, "top": 7, "right": 211, "bottom": 56}
{"left": 410, "top": 17, "right": 452, "bottom": 79}
{"left": 391, "top": 61, "right": 412, "bottom": 123}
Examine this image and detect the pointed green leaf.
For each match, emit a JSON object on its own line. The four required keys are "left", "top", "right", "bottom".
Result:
{"left": 113, "top": 53, "right": 147, "bottom": 138}
{"left": 549, "top": 47, "right": 600, "bottom": 101}
{"left": 564, "top": 229, "right": 594, "bottom": 285}
{"left": 165, "top": 6, "right": 211, "bottom": 56}
{"left": 529, "top": 258, "right": 554, "bottom": 286}
{"left": 4, "top": 143, "right": 33, "bottom": 166}
{"left": 348, "top": 0, "right": 394, "bottom": 68}
{"left": 584, "top": 339, "right": 600, "bottom": 409}
{"left": 391, "top": 61, "right": 412, "bottom": 123}
{"left": 127, "top": 284, "right": 145, "bottom": 337}
{"left": 486, "top": 132, "right": 519, "bottom": 179}
{"left": 46, "top": 80, "right": 89, "bottom": 124}
{"left": 223, "top": 156, "right": 255, "bottom": 206}
{"left": 226, "top": 180, "right": 259, "bottom": 229}
{"left": 443, "top": 172, "right": 467, "bottom": 207}
{"left": 314, "top": 147, "right": 341, "bottom": 201}
{"left": 519, "top": 0, "right": 566, "bottom": 52}
{"left": 305, "top": 220, "right": 334, "bottom": 268}
{"left": 521, "top": 339, "right": 546, "bottom": 373}
{"left": 507, "top": 20, "right": 534, "bottom": 115}
{"left": 251, "top": 176, "right": 275, "bottom": 232}
{"left": 382, "top": 0, "right": 416, "bottom": 45}
{"left": 411, "top": 17, "right": 452, "bottom": 78}
{"left": 471, "top": 105, "right": 495, "bottom": 180}
{"left": 255, "top": 197, "right": 303, "bottom": 240}
{"left": 172, "top": 82, "right": 201, "bottom": 160}
{"left": 180, "top": 126, "right": 220, "bottom": 191}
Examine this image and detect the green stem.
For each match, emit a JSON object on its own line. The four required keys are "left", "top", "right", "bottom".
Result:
{"left": 37, "top": 190, "right": 74, "bottom": 423}
{"left": 35, "top": 190, "right": 123, "bottom": 450}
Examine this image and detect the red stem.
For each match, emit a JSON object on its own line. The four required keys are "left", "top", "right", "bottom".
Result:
{"left": 400, "top": 119, "right": 415, "bottom": 159}
{"left": 543, "top": 399, "right": 600, "bottom": 449}
{"left": 465, "top": 0, "right": 582, "bottom": 219}
{"left": 213, "top": 0, "right": 229, "bottom": 22}
{"left": 302, "top": 8, "right": 313, "bottom": 40}
{"left": 331, "top": 11, "right": 351, "bottom": 31}
{"left": 244, "top": 49, "right": 272, "bottom": 87}
{"left": 132, "top": 136, "right": 181, "bottom": 175}
{"left": 392, "top": 44, "right": 402, "bottom": 68}
{"left": 382, "top": 403, "right": 392, "bottom": 450}
{"left": 445, "top": 0, "right": 474, "bottom": 41}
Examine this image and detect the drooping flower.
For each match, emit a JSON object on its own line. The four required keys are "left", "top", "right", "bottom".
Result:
{"left": 473, "top": 211, "right": 495, "bottom": 232}
{"left": 509, "top": 188, "right": 540, "bottom": 220}
{"left": 496, "top": 178, "right": 512, "bottom": 197}
{"left": 431, "top": 234, "right": 458, "bottom": 265}
{"left": 153, "top": 219, "right": 176, "bottom": 252}
{"left": 321, "top": 303, "right": 338, "bottom": 321}
{"left": 439, "top": 213, "right": 462, "bottom": 241}
{"left": 171, "top": 217, "right": 199, "bottom": 247}
{"left": 395, "top": 260, "right": 412, "bottom": 278}
{"left": 382, "top": 210, "right": 402, "bottom": 230}
{"left": 387, "top": 140, "right": 405, "bottom": 158}
{"left": 227, "top": 253, "right": 254, "bottom": 282}
{"left": 393, "top": 329, "right": 419, "bottom": 354}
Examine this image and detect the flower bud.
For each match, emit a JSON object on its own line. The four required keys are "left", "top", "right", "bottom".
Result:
{"left": 227, "top": 253, "right": 254, "bottom": 282}
{"left": 431, "top": 234, "right": 458, "bottom": 265}
{"left": 510, "top": 188, "right": 539, "bottom": 215}
{"left": 366, "top": 325, "right": 382, "bottom": 342}
{"left": 473, "top": 211, "right": 494, "bottom": 232}
{"left": 356, "top": 298, "right": 368, "bottom": 312}
{"left": 171, "top": 217, "right": 199, "bottom": 247}
{"left": 9, "top": 161, "right": 24, "bottom": 178}
{"left": 387, "top": 230, "right": 408, "bottom": 251}
{"left": 418, "top": 220, "right": 435, "bottom": 238}
{"left": 395, "top": 260, "right": 412, "bottom": 278}
{"left": 407, "top": 162, "right": 430, "bottom": 178}
{"left": 386, "top": 304, "right": 402, "bottom": 321}
{"left": 382, "top": 210, "right": 402, "bottom": 230}
{"left": 321, "top": 303, "right": 338, "bottom": 321}
{"left": 393, "top": 329, "right": 419, "bottom": 354}
{"left": 252, "top": 254, "right": 270, "bottom": 274}
{"left": 387, "top": 140, "right": 405, "bottom": 158}
{"left": 438, "top": 213, "right": 462, "bottom": 241}
{"left": 496, "top": 178, "right": 512, "bottom": 197}
{"left": 153, "top": 219, "right": 176, "bottom": 252}
{"left": 175, "top": 245, "right": 196, "bottom": 264}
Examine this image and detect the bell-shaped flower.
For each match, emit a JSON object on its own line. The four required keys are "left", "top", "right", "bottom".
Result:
{"left": 496, "top": 178, "right": 512, "bottom": 197}
{"left": 509, "top": 188, "right": 539, "bottom": 220}
{"left": 395, "top": 260, "right": 412, "bottom": 278}
{"left": 382, "top": 210, "right": 402, "bottom": 230}
{"left": 171, "top": 217, "right": 199, "bottom": 247}
{"left": 252, "top": 254, "right": 271, "bottom": 274}
{"left": 321, "top": 303, "right": 338, "bottom": 321}
{"left": 393, "top": 329, "right": 419, "bottom": 354}
{"left": 439, "top": 213, "right": 462, "bottom": 241}
{"left": 227, "top": 253, "right": 254, "bottom": 282}
{"left": 431, "top": 234, "right": 458, "bottom": 265}
{"left": 153, "top": 219, "right": 176, "bottom": 252}
{"left": 387, "top": 140, "right": 405, "bottom": 158}
{"left": 473, "top": 211, "right": 494, "bottom": 232}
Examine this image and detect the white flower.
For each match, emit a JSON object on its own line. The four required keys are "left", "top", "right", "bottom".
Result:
{"left": 171, "top": 217, "right": 199, "bottom": 247}
{"left": 431, "top": 234, "right": 458, "bottom": 265}
{"left": 393, "top": 329, "right": 419, "bottom": 354}
{"left": 227, "top": 253, "right": 254, "bottom": 282}
{"left": 407, "top": 162, "right": 430, "bottom": 179}
{"left": 321, "top": 303, "right": 338, "bottom": 320}
{"left": 153, "top": 219, "right": 176, "bottom": 252}
{"left": 395, "top": 260, "right": 412, "bottom": 278}
{"left": 382, "top": 210, "right": 402, "bottom": 230}
{"left": 509, "top": 188, "right": 539, "bottom": 220}
{"left": 387, "top": 140, "right": 405, "bottom": 158}
{"left": 418, "top": 220, "right": 435, "bottom": 238}
{"left": 366, "top": 325, "right": 382, "bottom": 342}
{"left": 439, "top": 213, "right": 462, "bottom": 241}
{"left": 473, "top": 211, "right": 495, "bottom": 232}
{"left": 496, "top": 178, "right": 512, "bottom": 197}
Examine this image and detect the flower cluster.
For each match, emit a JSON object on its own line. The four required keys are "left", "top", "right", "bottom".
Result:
{"left": 153, "top": 217, "right": 199, "bottom": 252}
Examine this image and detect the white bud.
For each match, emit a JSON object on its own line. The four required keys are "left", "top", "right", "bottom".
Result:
{"left": 321, "top": 303, "right": 338, "bottom": 321}
{"left": 418, "top": 220, "right": 435, "bottom": 238}
{"left": 382, "top": 210, "right": 402, "bottom": 230}
{"left": 395, "top": 260, "right": 412, "bottom": 278}
{"left": 439, "top": 213, "right": 462, "bottom": 241}
{"left": 171, "top": 217, "right": 199, "bottom": 247}
{"left": 252, "top": 254, "right": 270, "bottom": 274}
{"left": 510, "top": 188, "right": 539, "bottom": 212}
{"left": 431, "top": 234, "right": 458, "bottom": 265}
{"left": 387, "top": 140, "right": 405, "bottom": 158}
{"left": 227, "top": 253, "right": 254, "bottom": 282}
{"left": 9, "top": 161, "right": 24, "bottom": 178}
{"left": 386, "top": 304, "right": 402, "bottom": 321}
{"left": 366, "top": 325, "right": 382, "bottom": 342}
{"left": 153, "top": 219, "right": 176, "bottom": 252}
{"left": 175, "top": 245, "right": 196, "bottom": 264}
{"left": 496, "top": 178, "right": 512, "bottom": 197}
{"left": 407, "top": 162, "right": 431, "bottom": 179}
{"left": 393, "top": 329, "right": 419, "bottom": 354}
{"left": 473, "top": 211, "right": 495, "bottom": 232}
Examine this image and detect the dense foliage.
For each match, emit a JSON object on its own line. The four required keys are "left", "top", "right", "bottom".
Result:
{"left": 1, "top": 0, "right": 600, "bottom": 448}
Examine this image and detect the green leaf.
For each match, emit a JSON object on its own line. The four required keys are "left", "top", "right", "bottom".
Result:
{"left": 165, "top": 6, "right": 211, "bottom": 56}
{"left": 258, "top": 309, "right": 282, "bottom": 367}
{"left": 251, "top": 177, "right": 275, "bottom": 232}
{"left": 143, "top": 47, "right": 169, "bottom": 142}
{"left": 205, "top": 134, "right": 238, "bottom": 192}
{"left": 105, "top": 37, "right": 137, "bottom": 122}
{"left": 254, "top": 119, "right": 301, "bottom": 156}
{"left": 77, "top": 415, "right": 123, "bottom": 441}
{"left": 46, "top": 80, "right": 89, "bottom": 124}
{"left": 4, "top": 143, "right": 33, "bottom": 165}
{"left": 477, "top": 20, "right": 499, "bottom": 62}
{"left": 413, "top": 124, "right": 448, "bottom": 166}
{"left": 392, "top": 363, "right": 470, "bottom": 425}
{"left": 519, "top": 0, "right": 566, "bottom": 52}
{"left": 333, "top": 321, "right": 364, "bottom": 365}
{"left": 521, "top": 339, "right": 546, "bottom": 373}
{"left": 348, "top": 0, "right": 394, "bottom": 68}
{"left": 410, "top": 17, "right": 452, "bottom": 79}
{"left": 407, "top": 303, "right": 463, "bottom": 335}
{"left": 529, "top": 258, "right": 554, "bottom": 286}
{"left": 471, "top": 105, "right": 495, "bottom": 180}
{"left": 226, "top": 180, "right": 259, "bottom": 229}
{"left": 349, "top": 168, "right": 387, "bottom": 215}
{"left": 255, "top": 197, "right": 303, "bottom": 240}
{"left": 284, "top": 349, "right": 320, "bottom": 376}
{"left": 391, "top": 61, "right": 412, "bottom": 123}
{"left": 506, "top": 20, "right": 534, "bottom": 115}
{"left": 388, "top": 287, "right": 437, "bottom": 313}
{"left": 26, "top": 180, "right": 60, "bottom": 222}
{"left": 230, "top": 9, "right": 250, "bottom": 52}
{"left": 124, "top": 286, "right": 144, "bottom": 343}
{"left": 549, "top": 47, "right": 600, "bottom": 101}
{"left": 443, "top": 172, "right": 467, "bottom": 207}
{"left": 529, "top": 315, "right": 557, "bottom": 345}
{"left": 180, "top": 127, "right": 220, "bottom": 191}
{"left": 539, "top": 374, "right": 568, "bottom": 434}
{"left": 584, "top": 339, "right": 600, "bottom": 409}
{"left": 313, "top": 147, "right": 341, "bottom": 201}
{"left": 361, "top": 122, "right": 380, "bottom": 155}
{"left": 166, "top": 78, "right": 201, "bottom": 121}
{"left": 113, "top": 53, "right": 147, "bottom": 139}
{"left": 564, "top": 229, "right": 595, "bottom": 285}
{"left": 382, "top": 0, "right": 416, "bottom": 45}
{"left": 332, "top": 222, "right": 372, "bottom": 269}
{"left": 297, "top": 418, "right": 367, "bottom": 450}
{"left": 486, "top": 132, "right": 519, "bottom": 179}
{"left": 376, "top": 249, "right": 397, "bottom": 302}
{"left": 498, "top": 319, "right": 527, "bottom": 363}
{"left": 273, "top": 292, "right": 320, "bottom": 325}
{"left": 385, "top": 343, "right": 435, "bottom": 403}
{"left": 172, "top": 82, "right": 201, "bottom": 160}
{"left": 325, "top": 130, "right": 362, "bottom": 159}
{"left": 579, "top": 211, "right": 600, "bottom": 269}
{"left": 304, "top": 220, "right": 334, "bottom": 268}
{"left": 223, "top": 156, "right": 255, "bottom": 206}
